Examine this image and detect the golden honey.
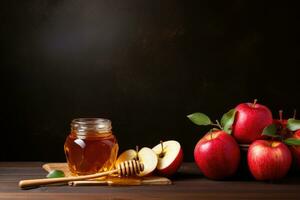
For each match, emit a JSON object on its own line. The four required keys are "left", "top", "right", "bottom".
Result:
{"left": 64, "top": 118, "right": 118, "bottom": 175}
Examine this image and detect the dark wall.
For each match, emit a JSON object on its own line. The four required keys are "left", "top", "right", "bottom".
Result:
{"left": 1, "top": 0, "right": 299, "bottom": 161}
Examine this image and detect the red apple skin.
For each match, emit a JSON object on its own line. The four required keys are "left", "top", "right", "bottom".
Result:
{"left": 289, "top": 130, "right": 300, "bottom": 169}
{"left": 273, "top": 119, "right": 287, "bottom": 129}
{"left": 232, "top": 102, "right": 273, "bottom": 144}
{"left": 248, "top": 140, "right": 292, "bottom": 181}
{"left": 273, "top": 119, "right": 289, "bottom": 136}
{"left": 157, "top": 148, "right": 183, "bottom": 177}
{"left": 194, "top": 131, "right": 240, "bottom": 180}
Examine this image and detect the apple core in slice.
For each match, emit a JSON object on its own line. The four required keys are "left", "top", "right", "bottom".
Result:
{"left": 152, "top": 140, "right": 183, "bottom": 175}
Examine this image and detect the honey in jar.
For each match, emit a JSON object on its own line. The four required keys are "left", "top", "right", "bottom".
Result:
{"left": 64, "top": 118, "right": 118, "bottom": 175}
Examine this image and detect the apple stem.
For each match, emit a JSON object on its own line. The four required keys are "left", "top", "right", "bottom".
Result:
{"left": 252, "top": 99, "right": 258, "bottom": 108}
{"left": 293, "top": 109, "right": 297, "bottom": 119}
{"left": 215, "top": 120, "right": 222, "bottom": 129}
{"left": 135, "top": 145, "right": 139, "bottom": 161}
{"left": 279, "top": 110, "right": 283, "bottom": 122}
{"left": 159, "top": 140, "right": 165, "bottom": 158}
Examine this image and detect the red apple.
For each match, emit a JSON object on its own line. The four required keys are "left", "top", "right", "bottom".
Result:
{"left": 152, "top": 140, "right": 183, "bottom": 176}
{"left": 232, "top": 100, "right": 273, "bottom": 144}
{"left": 289, "top": 130, "right": 300, "bottom": 169}
{"left": 273, "top": 110, "right": 286, "bottom": 129}
{"left": 248, "top": 140, "right": 292, "bottom": 180}
{"left": 273, "top": 119, "right": 288, "bottom": 129}
{"left": 273, "top": 110, "right": 296, "bottom": 137}
{"left": 194, "top": 130, "right": 240, "bottom": 180}
{"left": 273, "top": 119, "right": 289, "bottom": 136}
{"left": 273, "top": 110, "right": 289, "bottom": 136}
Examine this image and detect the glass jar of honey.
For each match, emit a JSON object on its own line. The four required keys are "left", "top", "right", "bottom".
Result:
{"left": 64, "top": 118, "right": 118, "bottom": 175}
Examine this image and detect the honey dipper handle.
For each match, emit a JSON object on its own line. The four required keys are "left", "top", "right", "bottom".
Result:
{"left": 19, "top": 169, "right": 118, "bottom": 189}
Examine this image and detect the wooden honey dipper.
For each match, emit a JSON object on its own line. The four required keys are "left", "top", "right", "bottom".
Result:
{"left": 19, "top": 160, "right": 144, "bottom": 189}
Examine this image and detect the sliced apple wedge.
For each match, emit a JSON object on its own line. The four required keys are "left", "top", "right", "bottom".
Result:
{"left": 137, "top": 147, "right": 158, "bottom": 176}
{"left": 115, "top": 147, "right": 158, "bottom": 177}
{"left": 152, "top": 140, "right": 183, "bottom": 176}
{"left": 115, "top": 149, "right": 137, "bottom": 166}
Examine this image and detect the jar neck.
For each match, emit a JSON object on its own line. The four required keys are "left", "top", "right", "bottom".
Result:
{"left": 71, "top": 118, "right": 112, "bottom": 136}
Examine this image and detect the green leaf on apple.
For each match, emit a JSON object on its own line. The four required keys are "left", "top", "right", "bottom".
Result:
{"left": 220, "top": 109, "right": 236, "bottom": 134}
{"left": 283, "top": 138, "right": 300, "bottom": 146}
{"left": 46, "top": 170, "right": 65, "bottom": 178}
{"left": 261, "top": 124, "right": 280, "bottom": 138}
{"left": 187, "top": 113, "right": 212, "bottom": 126}
{"left": 287, "top": 119, "right": 300, "bottom": 131}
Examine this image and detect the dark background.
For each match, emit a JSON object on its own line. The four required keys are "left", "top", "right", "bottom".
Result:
{"left": 1, "top": 0, "right": 299, "bottom": 162}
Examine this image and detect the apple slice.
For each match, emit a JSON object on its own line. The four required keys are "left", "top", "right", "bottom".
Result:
{"left": 137, "top": 147, "right": 158, "bottom": 176}
{"left": 152, "top": 140, "right": 183, "bottom": 176}
{"left": 115, "top": 147, "right": 158, "bottom": 177}
{"left": 115, "top": 149, "right": 137, "bottom": 166}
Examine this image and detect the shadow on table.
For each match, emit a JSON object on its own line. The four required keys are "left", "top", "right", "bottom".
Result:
{"left": 172, "top": 163, "right": 203, "bottom": 180}
{"left": 173, "top": 162, "right": 300, "bottom": 185}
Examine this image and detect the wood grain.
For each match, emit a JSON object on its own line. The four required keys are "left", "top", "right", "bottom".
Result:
{"left": 1, "top": 162, "right": 300, "bottom": 200}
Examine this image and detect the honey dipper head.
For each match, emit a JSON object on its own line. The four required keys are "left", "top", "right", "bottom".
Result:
{"left": 116, "top": 160, "right": 144, "bottom": 176}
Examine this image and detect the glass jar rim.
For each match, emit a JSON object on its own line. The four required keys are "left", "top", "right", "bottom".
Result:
{"left": 71, "top": 118, "right": 111, "bottom": 125}
{"left": 71, "top": 118, "right": 112, "bottom": 134}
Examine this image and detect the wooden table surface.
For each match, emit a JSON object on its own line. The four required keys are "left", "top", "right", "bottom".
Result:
{"left": 0, "top": 162, "right": 300, "bottom": 200}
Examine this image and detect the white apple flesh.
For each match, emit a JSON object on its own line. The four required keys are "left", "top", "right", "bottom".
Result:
{"left": 152, "top": 140, "right": 183, "bottom": 176}
{"left": 115, "top": 147, "right": 158, "bottom": 177}
{"left": 115, "top": 149, "right": 137, "bottom": 165}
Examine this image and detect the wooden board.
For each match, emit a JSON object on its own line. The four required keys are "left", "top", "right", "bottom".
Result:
{"left": 43, "top": 163, "right": 172, "bottom": 186}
